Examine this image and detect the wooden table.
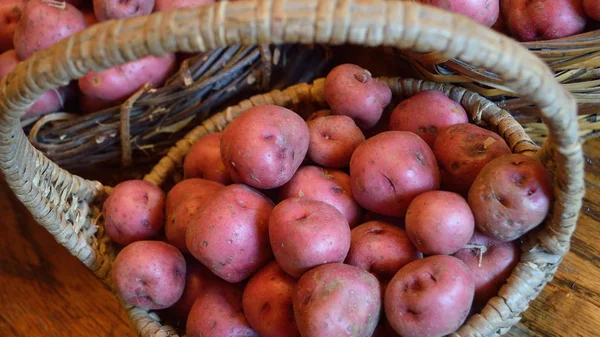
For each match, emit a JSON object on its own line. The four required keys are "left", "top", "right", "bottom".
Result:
{"left": 1, "top": 141, "right": 599, "bottom": 337}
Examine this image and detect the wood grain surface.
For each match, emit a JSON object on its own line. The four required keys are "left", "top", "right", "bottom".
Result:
{"left": 1, "top": 140, "right": 599, "bottom": 337}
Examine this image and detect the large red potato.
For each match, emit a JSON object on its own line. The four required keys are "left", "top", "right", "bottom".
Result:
{"left": 453, "top": 231, "right": 521, "bottom": 309}
{"left": 242, "top": 261, "right": 301, "bottom": 337}
{"left": 220, "top": 105, "right": 310, "bottom": 189}
{"left": 13, "top": 0, "right": 87, "bottom": 60}
{"left": 293, "top": 263, "right": 381, "bottom": 337}
{"left": 405, "top": 190, "right": 475, "bottom": 255}
{"left": 154, "top": 0, "right": 215, "bottom": 11}
{"left": 324, "top": 63, "right": 392, "bottom": 129}
{"left": 417, "top": 0, "right": 500, "bottom": 27}
{"left": 269, "top": 198, "right": 351, "bottom": 278}
{"left": 350, "top": 131, "right": 440, "bottom": 217}
{"left": 186, "top": 184, "right": 274, "bottom": 283}
{"left": 389, "top": 90, "right": 468, "bottom": 148}
{"left": 93, "top": 0, "right": 155, "bottom": 21}
{"left": 0, "top": 1, "right": 24, "bottom": 52}
{"left": 345, "top": 220, "right": 421, "bottom": 282}
{"left": 102, "top": 180, "right": 165, "bottom": 246}
{"left": 468, "top": 154, "right": 553, "bottom": 241}
{"left": 183, "top": 132, "right": 232, "bottom": 184}
{"left": 164, "top": 178, "right": 224, "bottom": 217}
{"left": 186, "top": 277, "right": 258, "bottom": 337}
{"left": 433, "top": 123, "right": 511, "bottom": 196}
{"left": 584, "top": 0, "right": 600, "bottom": 21}
{"left": 384, "top": 255, "right": 474, "bottom": 337}
{"left": 112, "top": 241, "right": 186, "bottom": 309}
{"left": 279, "top": 165, "right": 363, "bottom": 228}
{"left": 502, "top": 0, "right": 586, "bottom": 42}
{"left": 169, "top": 258, "right": 219, "bottom": 321}
{"left": 306, "top": 115, "right": 365, "bottom": 168}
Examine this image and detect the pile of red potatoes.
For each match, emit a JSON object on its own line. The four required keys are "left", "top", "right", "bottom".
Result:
{"left": 103, "top": 63, "right": 553, "bottom": 337}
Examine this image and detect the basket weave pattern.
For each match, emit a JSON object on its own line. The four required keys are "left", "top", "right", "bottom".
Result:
{"left": 0, "top": 1, "right": 585, "bottom": 336}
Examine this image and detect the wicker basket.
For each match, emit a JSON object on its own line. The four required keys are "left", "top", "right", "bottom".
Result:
{"left": 0, "top": 0, "right": 585, "bottom": 336}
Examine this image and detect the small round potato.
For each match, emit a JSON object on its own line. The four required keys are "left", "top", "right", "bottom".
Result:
{"left": 166, "top": 194, "right": 215, "bottom": 254}
{"left": 293, "top": 263, "right": 381, "bottom": 337}
{"left": 468, "top": 153, "right": 553, "bottom": 241}
{"left": 0, "top": 1, "right": 24, "bottom": 52}
{"left": 112, "top": 241, "right": 186, "bottom": 310}
{"left": 384, "top": 255, "right": 475, "bottom": 337}
{"left": 183, "top": 132, "right": 232, "bottom": 184}
{"left": 164, "top": 178, "right": 225, "bottom": 217}
{"left": 220, "top": 105, "right": 310, "bottom": 189}
{"left": 307, "top": 115, "right": 365, "bottom": 168}
{"left": 242, "top": 261, "right": 301, "bottom": 337}
{"left": 102, "top": 180, "right": 165, "bottom": 245}
{"left": 93, "top": 0, "right": 155, "bottom": 21}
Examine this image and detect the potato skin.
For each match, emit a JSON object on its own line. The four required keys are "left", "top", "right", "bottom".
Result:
{"left": 169, "top": 257, "right": 219, "bottom": 321}
{"left": 350, "top": 131, "right": 440, "bottom": 217}
{"left": 324, "top": 64, "right": 392, "bottom": 129}
{"left": 384, "top": 255, "right": 474, "bottom": 337}
{"left": 584, "top": 0, "right": 600, "bottom": 21}
{"left": 183, "top": 132, "right": 232, "bottom": 184}
{"left": 345, "top": 220, "right": 421, "bottom": 282}
{"left": 452, "top": 231, "right": 520, "bottom": 309}
{"left": 389, "top": 90, "right": 468, "bottom": 148}
{"left": 433, "top": 123, "right": 511, "bottom": 196}
{"left": 417, "top": 0, "right": 499, "bottom": 27}
{"left": 279, "top": 165, "right": 363, "bottom": 228}
{"left": 307, "top": 115, "right": 365, "bottom": 168}
{"left": 112, "top": 241, "right": 186, "bottom": 310}
{"left": 220, "top": 105, "right": 310, "bottom": 189}
{"left": 405, "top": 191, "right": 475, "bottom": 255}
{"left": 13, "top": 0, "right": 87, "bottom": 60}
{"left": 468, "top": 154, "right": 552, "bottom": 241}
{"left": 166, "top": 194, "right": 216, "bottom": 254}
{"left": 242, "top": 261, "right": 301, "bottom": 337}
{"left": 102, "top": 180, "right": 165, "bottom": 245}
{"left": 269, "top": 197, "right": 351, "bottom": 278}
{"left": 293, "top": 263, "right": 381, "bottom": 337}
{"left": 186, "top": 184, "right": 274, "bottom": 283}
{"left": 0, "top": 1, "right": 24, "bottom": 52}
{"left": 186, "top": 276, "right": 259, "bottom": 337}
{"left": 164, "top": 178, "right": 224, "bottom": 217}
{"left": 93, "top": 0, "right": 155, "bottom": 21}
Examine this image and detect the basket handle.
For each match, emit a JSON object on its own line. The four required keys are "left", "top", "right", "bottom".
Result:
{"left": 0, "top": 0, "right": 583, "bottom": 256}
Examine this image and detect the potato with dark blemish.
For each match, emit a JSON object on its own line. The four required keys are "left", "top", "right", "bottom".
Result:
{"left": 279, "top": 165, "right": 363, "bottom": 228}
{"left": 183, "top": 132, "right": 232, "bottom": 184}
{"left": 93, "top": 0, "right": 155, "bottom": 21}
{"left": 185, "top": 184, "right": 274, "bottom": 283}
{"left": 242, "top": 261, "right": 301, "bottom": 337}
{"left": 384, "top": 255, "right": 474, "bottom": 337}
{"left": 220, "top": 105, "right": 310, "bottom": 189}
{"left": 186, "top": 270, "right": 259, "bottom": 337}
{"left": 307, "top": 115, "right": 365, "bottom": 168}
{"left": 293, "top": 263, "right": 381, "bottom": 337}
{"left": 350, "top": 131, "right": 440, "bottom": 217}
{"left": 389, "top": 90, "right": 468, "bottom": 148}
{"left": 102, "top": 180, "right": 165, "bottom": 245}
{"left": 468, "top": 153, "right": 552, "bottom": 241}
{"left": 112, "top": 240, "right": 186, "bottom": 310}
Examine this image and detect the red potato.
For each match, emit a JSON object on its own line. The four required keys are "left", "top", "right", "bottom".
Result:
{"left": 13, "top": 0, "right": 87, "bottom": 60}
{"left": 417, "top": 0, "right": 500, "bottom": 27}
{"left": 82, "top": 8, "right": 99, "bottom": 26}
{"left": 350, "top": 131, "right": 440, "bottom": 217}
{"left": 102, "top": 180, "right": 165, "bottom": 246}
{"left": 384, "top": 255, "right": 475, "bottom": 337}
{"left": 169, "top": 258, "right": 219, "bottom": 321}
{"left": 186, "top": 276, "right": 258, "bottom": 337}
{"left": 502, "top": 0, "right": 587, "bottom": 42}
{"left": 0, "top": 1, "right": 24, "bottom": 52}
{"left": 220, "top": 105, "right": 310, "bottom": 189}
{"left": 183, "top": 132, "right": 232, "bottom": 185}
{"left": 293, "top": 263, "right": 381, "bottom": 337}
{"left": 345, "top": 220, "right": 421, "bottom": 282}
{"left": 452, "top": 231, "right": 520, "bottom": 309}
{"left": 79, "top": 54, "right": 177, "bottom": 106}
{"left": 93, "top": 0, "right": 155, "bottom": 21}
{"left": 468, "top": 153, "right": 553, "bottom": 241}
{"left": 269, "top": 197, "right": 351, "bottom": 278}
{"left": 405, "top": 190, "right": 475, "bottom": 255}
{"left": 306, "top": 115, "right": 365, "bottom": 168}
{"left": 361, "top": 211, "right": 406, "bottom": 227}
{"left": 279, "top": 165, "right": 363, "bottom": 228}
{"left": 584, "top": 0, "right": 600, "bottom": 21}
{"left": 154, "top": 0, "right": 215, "bottom": 11}
{"left": 242, "top": 261, "right": 301, "bottom": 337}
{"left": 164, "top": 178, "right": 224, "bottom": 217}
{"left": 324, "top": 63, "right": 392, "bottom": 129}
{"left": 186, "top": 184, "right": 274, "bottom": 283}
{"left": 389, "top": 90, "right": 468, "bottom": 148}
{"left": 112, "top": 241, "right": 186, "bottom": 309}
{"left": 306, "top": 109, "right": 332, "bottom": 122}
{"left": 433, "top": 123, "right": 511, "bottom": 196}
